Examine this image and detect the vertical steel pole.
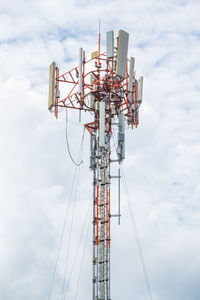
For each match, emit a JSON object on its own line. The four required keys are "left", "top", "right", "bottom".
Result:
{"left": 93, "top": 165, "right": 96, "bottom": 300}
{"left": 118, "top": 167, "right": 120, "bottom": 225}
{"left": 92, "top": 99, "right": 111, "bottom": 300}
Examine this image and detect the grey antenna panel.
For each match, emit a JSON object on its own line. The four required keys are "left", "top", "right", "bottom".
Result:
{"left": 116, "top": 30, "right": 129, "bottom": 78}
{"left": 106, "top": 31, "right": 114, "bottom": 58}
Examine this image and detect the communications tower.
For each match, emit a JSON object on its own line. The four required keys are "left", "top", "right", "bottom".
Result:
{"left": 48, "top": 29, "right": 143, "bottom": 300}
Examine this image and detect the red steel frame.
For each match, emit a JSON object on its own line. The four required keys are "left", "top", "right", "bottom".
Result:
{"left": 53, "top": 49, "right": 139, "bottom": 135}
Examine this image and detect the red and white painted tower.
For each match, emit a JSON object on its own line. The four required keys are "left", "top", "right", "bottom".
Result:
{"left": 48, "top": 28, "right": 143, "bottom": 300}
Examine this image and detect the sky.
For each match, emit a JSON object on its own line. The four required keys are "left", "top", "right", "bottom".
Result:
{"left": 0, "top": 0, "right": 200, "bottom": 299}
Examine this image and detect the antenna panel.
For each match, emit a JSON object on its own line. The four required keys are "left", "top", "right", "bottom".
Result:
{"left": 128, "top": 57, "right": 135, "bottom": 104}
{"left": 136, "top": 109, "right": 139, "bottom": 124}
{"left": 106, "top": 31, "right": 114, "bottom": 58}
{"left": 90, "top": 135, "right": 95, "bottom": 169}
{"left": 91, "top": 51, "right": 98, "bottom": 59}
{"left": 118, "top": 112, "right": 125, "bottom": 160}
{"left": 116, "top": 30, "right": 129, "bottom": 78}
{"left": 119, "top": 112, "right": 125, "bottom": 135}
{"left": 138, "top": 76, "right": 143, "bottom": 101}
{"left": 99, "top": 101, "right": 105, "bottom": 147}
{"left": 48, "top": 62, "right": 56, "bottom": 110}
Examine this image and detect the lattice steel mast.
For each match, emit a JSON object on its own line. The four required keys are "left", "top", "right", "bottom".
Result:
{"left": 48, "top": 29, "right": 143, "bottom": 300}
